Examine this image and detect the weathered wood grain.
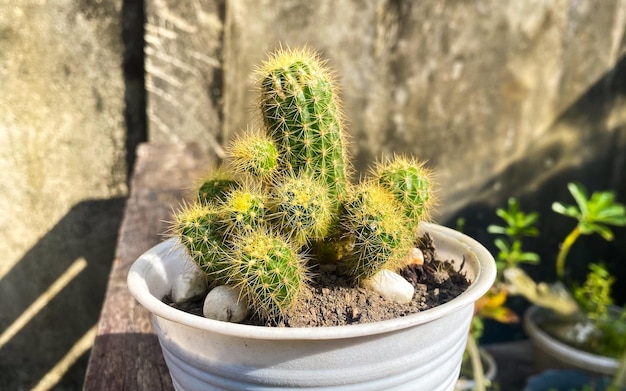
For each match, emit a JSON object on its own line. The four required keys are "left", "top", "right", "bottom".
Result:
{"left": 84, "top": 142, "right": 214, "bottom": 391}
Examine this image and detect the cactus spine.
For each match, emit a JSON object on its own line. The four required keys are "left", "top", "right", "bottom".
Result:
{"left": 217, "top": 182, "right": 269, "bottom": 235}
{"left": 257, "top": 47, "right": 350, "bottom": 201}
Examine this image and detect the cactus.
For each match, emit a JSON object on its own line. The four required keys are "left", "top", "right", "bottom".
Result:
{"left": 167, "top": 47, "right": 441, "bottom": 323}
{"left": 227, "top": 131, "right": 279, "bottom": 180}
{"left": 340, "top": 183, "right": 414, "bottom": 282}
{"left": 270, "top": 171, "right": 334, "bottom": 247}
{"left": 227, "top": 228, "right": 308, "bottom": 320}
{"left": 197, "top": 166, "right": 239, "bottom": 205}
{"left": 217, "top": 182, "right": 269, "bottom": 235}
{"left": 256, "top": 47, "right": 350, "bottom": 201}
{"left": 373, "top": 155, "right": 434, "bottom": 226}
{"left": 170, "top": 202, "right": 231, "bottom": 282}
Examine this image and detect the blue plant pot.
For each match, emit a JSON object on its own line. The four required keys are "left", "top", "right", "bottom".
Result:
{"left": 524, "top": 369, "right": 612, "bottom": 391}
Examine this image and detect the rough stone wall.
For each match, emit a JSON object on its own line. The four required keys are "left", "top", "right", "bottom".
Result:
{"left": 222, "top": 0, "right": 626, "bottom": 219}
{"left": 144, "top": 0, "right": 626, "bottom": 216}
{"left": 0, "top": 0, "right": 127, "bottom": 388}
{"left": 144, "top": 0, "right": 226, "bottom": 155}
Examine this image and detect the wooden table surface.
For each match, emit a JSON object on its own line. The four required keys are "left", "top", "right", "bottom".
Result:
{"left": 83, "top": 141, "right": 534, "bottom": 391}
{"left": 84, "top": 142, "right": 214, "bottom": 390}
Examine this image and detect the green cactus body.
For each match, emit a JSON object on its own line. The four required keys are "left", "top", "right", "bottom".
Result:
{"left": 228, "top": 229, "right": 307, "bottom": 320}
{"left": 197, "top": 167, "right": 239, "bottom": 205}
{"left": 257, "top": 48, "right": 350, "bottom": 201}
{"left": 374, "top": 156, "right": 433, "bottom": 226}
{"left": 341, "top": 183, "right": 414, "bottom": 282}
{"left": 228, "top": 132, "right": 279, "bottom": 180}
{"left": 218, "top": 183, "right": 269, "bottom": 235}
{"left": 167, "top": 47, "right": 443, "bottom": 320}
{"left": 270, "top": 172, "right": 334, "bottom": 247}
{"left": 171, "top": 203, "right": 230, "bottom": 283}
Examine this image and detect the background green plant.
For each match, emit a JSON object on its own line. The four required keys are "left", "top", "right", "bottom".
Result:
{"left": 493, "top": 183, "right": 626, "bottom": 359}
{"left": 574, "top": 263, "right": 626, "bottom": 358}
{"left": 552, "top": 182, "right": 626, "bottom": 281}
{"left": 487, "top": 197, "right": 540, "bottom": 278}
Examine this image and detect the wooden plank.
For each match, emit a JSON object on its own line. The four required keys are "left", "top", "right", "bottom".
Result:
{"left": 84, "top": 142, "right": 214, "bottom": 391}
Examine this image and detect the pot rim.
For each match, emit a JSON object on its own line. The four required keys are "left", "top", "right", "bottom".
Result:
{"left": 128, "top": 222, "right": 496, "bottom": 340}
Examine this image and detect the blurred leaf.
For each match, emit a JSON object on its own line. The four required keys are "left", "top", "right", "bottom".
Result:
{"left": 517, "top": 252, "right": 540, "bottom": 263}
{"left": 481, "top": 287, "right": 508, "bottom": 309}
{"left": 552, "top": 202, "right": 580, "bottom": 218}
{"left": 487, "top": 225, "right": 507, "bottom": 235}
{"left": 590, "top": 224, "right": 615, "bottom": 241}
{"left": 479, "top": 306, "right": 519, "bottom": 324}
{"left": 568, "top": 182, "right": 589, "bottom": 214}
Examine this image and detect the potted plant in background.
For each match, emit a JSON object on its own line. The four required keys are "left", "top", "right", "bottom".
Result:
{"left": 127, "top": 47, "right": 496, "bottom": 390}
{"left": 497, "top": 183, "right": 626, "bottom": 387}
{"left": 456, "top": 199, "right": 540, "bottom": 390}
{"left": 524, "top": 345, "right": 626, "bottom": 391}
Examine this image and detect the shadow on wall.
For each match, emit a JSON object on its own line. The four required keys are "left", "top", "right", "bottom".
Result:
{"left": 444, "top": 55, "right": 626, "bottom": 343}
{"left": 0, "top": 198, "right": 125, "bottom": 391}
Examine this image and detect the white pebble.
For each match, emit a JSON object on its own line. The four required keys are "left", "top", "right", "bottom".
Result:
{"left": 203, "top": 285, "right": 250, "bottom": 323}
{"left": 406, "top": 247, "right": 424, "bottom": 265}
{"left": 171, "top": 255, "right": 208, "bottom": 303}
{"left": 362, "top": 269, "right": 414, "bottom": 304}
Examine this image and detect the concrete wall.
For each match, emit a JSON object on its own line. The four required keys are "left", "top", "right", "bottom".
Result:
{"left": 0, "top": 0, "right": 129, "bottom": 389}
{"left": 1, "top": 0, "right": 626, "bottom": 388}
{"left": 221, "top": 0, "right": 626, "bottom": 216}
{"left": 145, "top": 0, "right": 626, "bottom": 215}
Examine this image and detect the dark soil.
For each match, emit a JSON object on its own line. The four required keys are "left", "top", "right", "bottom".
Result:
{"left": 167, "top": 233, "right": 471, "bottom": 327}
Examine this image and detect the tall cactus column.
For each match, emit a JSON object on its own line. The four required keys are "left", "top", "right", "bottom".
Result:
{"left": 257, "top": 48, "right": 351, "bottom": 201}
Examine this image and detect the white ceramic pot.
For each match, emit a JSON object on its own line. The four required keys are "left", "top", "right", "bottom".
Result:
{"left": 524, "top": 305, "right": 618, "bottom": 376}
{"left": 128, "top": 223, "right": 496, "bottom": 391}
